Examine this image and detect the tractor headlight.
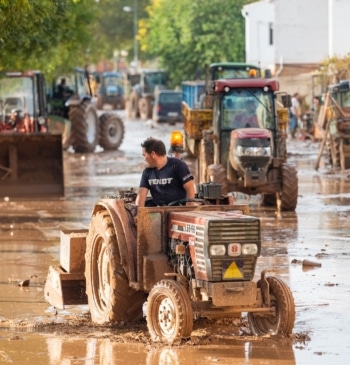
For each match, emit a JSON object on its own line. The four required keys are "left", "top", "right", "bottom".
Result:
{"left": 236, "top": 146, "right": 271, "bottom": 157}
{"left": 209, "top": 245, "right": 226, "bottom": 256}
{"left": 242, "top": 244, "right": 258, "bottom": 255}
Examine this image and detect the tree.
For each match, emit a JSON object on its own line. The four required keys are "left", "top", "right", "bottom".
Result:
{"left": 0, "top": 0, "right": 98, "bottom": 74}
{"left": 142, "top": 0, "right": 253, "bottom": 86}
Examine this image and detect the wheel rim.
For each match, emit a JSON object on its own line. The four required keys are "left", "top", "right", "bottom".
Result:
{"left": 248, "top": 276, "right": 295, "bottom": 335}
{"left": 92, "top": 237, "right": 111, "bottom": 313}
{"left": 107, "top": 122, "right": 121, "bottom": 143}
{"left": 157, "top": 296, "right": 176, "bottom": 336}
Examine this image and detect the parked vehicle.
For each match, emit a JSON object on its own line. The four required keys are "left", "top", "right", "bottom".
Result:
{"left": 152, "top": 89, "right": 182, "bottom": 125}
{"left": 96, "top": 71, "right": 125, "bottom": 110}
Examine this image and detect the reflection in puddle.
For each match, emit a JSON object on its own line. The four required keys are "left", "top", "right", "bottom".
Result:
{"left": 42, "top": 335, "right": 297, "bottom": 365}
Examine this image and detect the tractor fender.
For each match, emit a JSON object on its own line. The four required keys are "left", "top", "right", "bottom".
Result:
{"left": 90, "top": 199, "right": 137, "bottom": 284}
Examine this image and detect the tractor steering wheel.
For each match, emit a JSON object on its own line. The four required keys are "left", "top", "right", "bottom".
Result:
{"left": 167, "top": 198, "right": 207, "bottom": 206}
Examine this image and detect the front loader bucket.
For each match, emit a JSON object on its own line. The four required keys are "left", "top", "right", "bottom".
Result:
{"left": 44, "top": 265, "right": 87, "bottom": 309}
{"left": 0, "top": 133, "right": 64, "bottom": 198}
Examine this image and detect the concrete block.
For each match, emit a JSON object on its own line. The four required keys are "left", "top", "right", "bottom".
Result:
{"left": 60, "top": 229, "right": 88, "bottom": 273}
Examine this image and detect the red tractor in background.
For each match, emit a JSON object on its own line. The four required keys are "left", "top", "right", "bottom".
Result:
{"left": 0, "top": 70, "right": 64, "bottom": 198}
{"left": 182, "top": 77, "right": 298, "bottom": 211}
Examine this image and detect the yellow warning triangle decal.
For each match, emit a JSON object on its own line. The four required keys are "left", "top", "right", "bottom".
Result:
{"left": 223, "top": 261, "right": 243, "bottom": 279}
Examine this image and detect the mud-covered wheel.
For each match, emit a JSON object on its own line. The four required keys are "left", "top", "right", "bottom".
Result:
{"left": 69, "top": 101, "right": 99, "bottom": 153}
{"left": 129, "top": 91, "right": 139, "bottom": 119}
{"left": 280, "top": 163, "right": 298, "bottom": 211}
{"left": 198, "top": 138, "right": 214, "bottom": 184}
{"left": 99, "top": 113, "right": 125, "bottom": 150}
{"left": 139, "top": 97, "right": 151, "bottom": 121}
{"left": 96, "top": 95, "right": 104, "bottom": 110}
{"left": 248, "top": 276, "right": 295, "bottom": 336}
{"left": 85, "top": 209, "right": 145, "bottom": 324}
{"left": 147, "top": 280, "right": 193, "bottom": 343}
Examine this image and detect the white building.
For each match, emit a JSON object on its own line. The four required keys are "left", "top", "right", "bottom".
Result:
{"left": 242, "top": 0, "right": 350, "bottom": 77}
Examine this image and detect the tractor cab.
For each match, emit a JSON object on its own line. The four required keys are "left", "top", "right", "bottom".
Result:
{"left": 211, "top": 78, "right": 291, "bottom": 169}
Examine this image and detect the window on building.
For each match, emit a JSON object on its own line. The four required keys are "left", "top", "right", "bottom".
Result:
{"left": 269, "top": 22, "right": 273, "bottom": 45}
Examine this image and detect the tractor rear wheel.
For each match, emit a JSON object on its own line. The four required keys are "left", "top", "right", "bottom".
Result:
{"left": 248, "top": 276, "right": 295, "bottom": 336}
{"left": 85, "top": 209, "right": 145, "bottom": 324}
{"left": 280, "top": 163, "right": 298, "bottom": 211}
{"left": 198, "top": 137, "right": 214, "bottom": 184}
{"left": 139, "top": 97, "right": 151, "bottom": 120}
{"left": 147, "top": 280, "right": 193, "bottom": 343}
{"left": 69, "top": 101, "right": 99, "bottom": 153}
{"left": 99, "top": 113, "right": 125, "bottom": 151}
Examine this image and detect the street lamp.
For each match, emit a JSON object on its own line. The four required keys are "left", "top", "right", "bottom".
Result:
{"left": 123, "top": 0, "right": 138, "bottom": 70}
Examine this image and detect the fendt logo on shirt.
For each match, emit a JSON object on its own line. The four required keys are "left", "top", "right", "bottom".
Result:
{"left": 149, "top": 178, "right": 174, "bottom": 185}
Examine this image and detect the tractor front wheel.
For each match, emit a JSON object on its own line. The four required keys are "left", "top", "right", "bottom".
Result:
{"left": 248, "top": 276, "right": 295, "bottom": 336}
{"left": 147, "top": 280, "right": 193, "bottom": 343}
{"left": 280, "top": 163, "right": 298, "bottom": 211}
{"left": 99, "top": 113, "right": 125, "bottom": 151}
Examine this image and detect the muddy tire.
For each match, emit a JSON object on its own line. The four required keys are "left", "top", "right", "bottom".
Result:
{"left": 198, "top": 138, "right": 214, "bottom": 184}
{"left": 99, "top": 114, "right": 125, "bottom": 151}
{"left": 69, "top": 102, "right": 99, "bottom": 153}
{"left": 248, "top": 276, "right": 295, "bottom": 335}
{"left": 147, "top": 280, "right": 193, "bottom": 343}
{"left": 129, "top": 91, "right": 139, "bottom": 119}
{"left": 280, "top": 163, "right": 298, "bottom": 211}
{"left": 139, "top": 97, "right": 151, "bottom": 121}
{"left": 85, "top": 209, "right": 145, "bottom": 324}
{"left": 96, "top": 95, "right": 104, "bottom": 110}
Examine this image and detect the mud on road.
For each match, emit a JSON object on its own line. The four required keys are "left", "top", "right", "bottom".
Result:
{"left": 0, "top": 117, "right": 349, "bottom": 364}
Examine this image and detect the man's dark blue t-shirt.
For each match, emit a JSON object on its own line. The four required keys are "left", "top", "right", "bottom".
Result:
{"left": 139, "top": 157, "right": 194, "bottom": 205}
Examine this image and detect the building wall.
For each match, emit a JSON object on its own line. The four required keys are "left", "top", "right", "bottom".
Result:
{"left": 331, "top": 0, "right": 350, "bottom": 58}
{"left": 243, "top": 0, "right": 350, "bottom": 73}
{"left": 274, "top": 0, "right": 328, "bottom": 65}
{"left": 242, "top": 0, "right": 275, "bottom": 72}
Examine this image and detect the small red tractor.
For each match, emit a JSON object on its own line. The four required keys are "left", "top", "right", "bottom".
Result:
{"left": 44, "top": 189, "right": 295, "bottom": 343}
{"left": 182, "top": 77, "right": 298, "bottom": 211}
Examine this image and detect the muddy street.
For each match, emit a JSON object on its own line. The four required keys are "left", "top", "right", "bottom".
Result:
{"left": 0, "top": 114, "right": 350, "bottom": 364}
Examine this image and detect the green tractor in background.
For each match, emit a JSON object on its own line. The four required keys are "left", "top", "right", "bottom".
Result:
{"left": 49, "top": 67, "right": 125, "bottom": 153}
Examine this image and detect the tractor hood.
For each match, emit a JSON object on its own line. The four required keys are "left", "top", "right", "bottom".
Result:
{"left": 230, "top": 128, "right": 271, "bottom": 139}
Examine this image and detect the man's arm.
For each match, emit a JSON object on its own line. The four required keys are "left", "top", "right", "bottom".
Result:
{"left": 183, "top": 180, "right": 196, "bottom": 200}
{"left": 135, "top": 187, "right": 149, "bottom": 207}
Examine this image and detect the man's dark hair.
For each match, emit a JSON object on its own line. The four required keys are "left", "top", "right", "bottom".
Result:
{"left": 141, "top": 137, "right": 166, "bottom": 156}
